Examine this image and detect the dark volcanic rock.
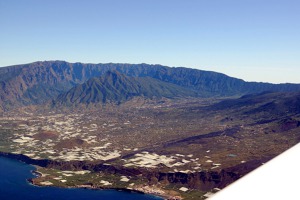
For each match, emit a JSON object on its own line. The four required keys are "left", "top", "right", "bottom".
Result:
{"left": 211, "top": 91, "right": 300, "bottom": 115}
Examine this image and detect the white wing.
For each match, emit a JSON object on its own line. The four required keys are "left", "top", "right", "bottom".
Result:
{"left": 208, "top": 143, "right": 300, "bottom": 200}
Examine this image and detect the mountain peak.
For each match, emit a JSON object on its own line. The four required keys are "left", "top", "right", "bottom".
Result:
{"left": 54, "top": 71, "right": 198, "bottom": 106}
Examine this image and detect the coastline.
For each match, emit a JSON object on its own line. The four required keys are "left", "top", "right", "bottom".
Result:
{"left": 29, "top": 170, "right": 179, "bottom": 200}
{"left": 28, "top": 170, "right": 177, "bottom": 200}
{"left": 0, "top": 152, "right": 181, "bottom": 200}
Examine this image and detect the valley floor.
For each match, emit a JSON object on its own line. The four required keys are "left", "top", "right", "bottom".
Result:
{"left": 0, "top": 95, "right": 299, "bottom": 199}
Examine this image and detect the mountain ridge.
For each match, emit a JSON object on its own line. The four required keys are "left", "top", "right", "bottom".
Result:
{"left": 54, "top": 70, "right": 199, "bottom": 106}
{"left": 1, "top": 60, "right": 300, "bottom": 111}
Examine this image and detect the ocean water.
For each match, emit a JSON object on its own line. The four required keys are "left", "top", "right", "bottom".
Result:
{"left": 0, "top": 157, "right": 162, "bottom": 200}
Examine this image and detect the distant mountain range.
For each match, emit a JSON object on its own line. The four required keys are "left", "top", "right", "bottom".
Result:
{"left": 1, "top": 60, "right": 300, "bottom": 111}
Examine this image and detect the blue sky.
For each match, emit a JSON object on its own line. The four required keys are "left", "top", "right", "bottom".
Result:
{"left": 0, "top": 0, "right": 299, "bottom": 83}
